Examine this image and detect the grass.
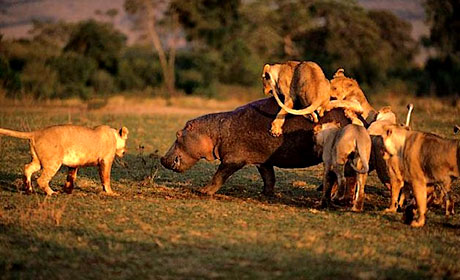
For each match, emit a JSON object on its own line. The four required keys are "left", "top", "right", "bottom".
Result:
{"left": 0, "top": 95, "right": 460, "bottom": 279}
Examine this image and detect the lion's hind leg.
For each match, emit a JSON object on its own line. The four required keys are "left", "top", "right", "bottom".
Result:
{"left": 24, "top": 145, "right": 41, "bottom": 194}
{"left": 410, "top": 180, "right": 428, "bottom": 227}
{"left": 37, "top": 160, "right": 61, "bottom": 196}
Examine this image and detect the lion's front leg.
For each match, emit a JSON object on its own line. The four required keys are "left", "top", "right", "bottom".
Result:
{"left": 326, "top": 100, "right": 364, "bottom": 115}
{"left": 270, "top": 97, "right": 294, "bottom": 137}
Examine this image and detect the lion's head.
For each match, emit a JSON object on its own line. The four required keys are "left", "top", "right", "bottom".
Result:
{"left": 330, "top": 68, "right": 364, "bottom": 101}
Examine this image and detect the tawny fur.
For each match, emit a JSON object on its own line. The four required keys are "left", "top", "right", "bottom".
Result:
{"left": 262, "top": 61, "right": 330, "bottom": 136}
{"left": 381, "top": 125, "right": 459, "bottom": 227}
{"left": 314, "top": 122, "right": 371, "bottom": 211}
{"left": 329, "top": 68, "right": 377, "bottom": 123}
{"left": 0, "top": 124, "right": 128, "bottom": 195}
{"left": 262, "top": 63, "right": 369, "bottom": 136}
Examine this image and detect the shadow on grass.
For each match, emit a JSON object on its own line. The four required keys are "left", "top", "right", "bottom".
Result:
{"left": 0, "top": 223, "right": 430, "bottom": 279}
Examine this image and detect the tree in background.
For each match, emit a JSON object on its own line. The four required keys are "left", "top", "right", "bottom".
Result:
{"left": 64, "top": 20, "right": 126, "bottom": 75}
{"left": 124, "top": 0, "right": 180, "bottom": 98}
{"left": 422, "top": 0, "right": 459, "bottom": 96}
{"left": 171, "top": 0, "right": 263, "bottom": 87}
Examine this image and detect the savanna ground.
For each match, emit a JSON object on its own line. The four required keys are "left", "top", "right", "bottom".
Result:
{"left": 0, "top": 94, "right": 459, "bottom": 279}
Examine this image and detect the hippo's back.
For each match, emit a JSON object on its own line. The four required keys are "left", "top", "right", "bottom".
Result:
{"left": 217, "top": 97, "right": 349, "bottom": 168}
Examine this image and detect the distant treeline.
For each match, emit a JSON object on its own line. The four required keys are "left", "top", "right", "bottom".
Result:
{"left": 0, "top": 0, "right": 458, "bottom": 99}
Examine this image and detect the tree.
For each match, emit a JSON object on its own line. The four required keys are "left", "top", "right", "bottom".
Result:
{"left": 124, "top": 0, "right": 180, "bottom": 98}
{"left": 424, "top": 0, "right": 459, "bottom": 58}
{"left": 171, "top": 0, "right": 264, "bottom": 86}
{"left": 368, "top": 10, "right": 418, "bottom": 73}
{"left": 421, "top": 0, "right": 460, "bottom": 96}
{"left": 28, "top": 20, "right": 76, "bottom": 49}
{"left": 64, "top": 20, "right": 126, "bottom": 75}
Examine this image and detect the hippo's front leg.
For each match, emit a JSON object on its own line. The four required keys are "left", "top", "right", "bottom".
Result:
{"left": 257, "top": 164, "right": 275, "bottom": 196}
{"left": 198, "top": 162, "right": 245, "bottom": 195}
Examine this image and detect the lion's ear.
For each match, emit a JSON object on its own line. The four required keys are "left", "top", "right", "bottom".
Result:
{"left": 263, "top": 64, "right": 271, "bottom": 79}
{"left": 386, "top": 127, "right": 393, "bottom": 137}
{"left": 379, "top": 106, "right": 392, "bottom": 113}
{"left": 333, "top": 68, "right": 345, "bottom": 78}
{"left": 454, "top": 125, "right": 460, "bottom": 134}
{"left": 264, "top": 72, "right": 271, "bottom": 81}
{"left": 119, "top": 127, "right": 129, "bottom": 139}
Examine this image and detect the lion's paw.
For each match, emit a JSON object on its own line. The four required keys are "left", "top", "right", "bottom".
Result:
{"left": 270, "top": 125, "right": 283, "bottom": 137}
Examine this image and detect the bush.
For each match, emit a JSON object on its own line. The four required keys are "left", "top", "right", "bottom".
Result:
{"left": 48, "top": 52, "right": 97, "bottom": 99}
{"left": 20, "top": 60, "right": 58, "bottom": 99}
{"left": 117, "top": 46, "right": 163, "bottom": 92}
{"left": 424, "top": 55, "right": 460, "bottom": 96}
{"left": 175, "top": 51, "right": 218, "bottom": 96}
{"left": 0, "top": 56, "right": 22, "bottom": 96}
{"left": 90, "top": 70, "right": 116, "bottom": 95}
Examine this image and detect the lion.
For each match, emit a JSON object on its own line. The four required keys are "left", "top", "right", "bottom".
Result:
{"left": 368, "top": 105, "right": 414, "bottom": 213}
{"left": 262, "top": 63, "right": 368, "bottom": 136}
{"left": 0, "top": 124, "right": 129, "bottom": 195}
{"left": 381, "top": 125, "right": 459, "bottom": 227}
{"left": 262, "top": 61, "right": 331, "bottom": 136}
{"left": 314, "top": 122, "right": 371, "bottom": 211}
{"left": 329, "top": 68, "right": 377, "bottom": 123}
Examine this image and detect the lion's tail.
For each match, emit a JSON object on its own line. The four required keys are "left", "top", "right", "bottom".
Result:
{"left": 350, "top": 139, "right": 369, "bottom": 174}
{"left": 272, "top": 90, "right": 319, "bottom": 116}
{"left": 0, "top": 128, "right": 34, "bottom": 140}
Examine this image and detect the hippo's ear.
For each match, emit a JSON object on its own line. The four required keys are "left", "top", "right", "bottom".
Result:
{"left": 119, "top": 127, "right": 129, "bottom": 139}
{"left": 176, "top": 130, "right": 183, "bottom": 138}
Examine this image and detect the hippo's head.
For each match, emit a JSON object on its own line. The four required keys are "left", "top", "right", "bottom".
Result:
{"left": 161, "top": 120, "right": 216, "bottom": 173}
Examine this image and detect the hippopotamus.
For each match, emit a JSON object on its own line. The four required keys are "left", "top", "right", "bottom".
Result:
{"left": 161, "top": 97, "right": 351, "bottom": 196}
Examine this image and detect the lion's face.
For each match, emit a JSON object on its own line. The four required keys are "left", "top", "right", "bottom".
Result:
{"left": 330, "top": 76, "right": 361, "bottom": 100}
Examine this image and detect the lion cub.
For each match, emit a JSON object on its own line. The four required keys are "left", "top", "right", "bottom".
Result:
{"left": 0, "top": 124, "right": 129, "bottom": 195}
{"left": 314, "top": 122, "right": 371, "bottom": 211}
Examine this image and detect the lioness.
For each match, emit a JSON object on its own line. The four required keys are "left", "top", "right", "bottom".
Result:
{"left": 262, "top": 63, "right": 368, "bottom": 136}
{"left": 314, "top": 122, "right": 371, "bottom": 211}
{"left": 381, "top": 125, "right": 459, "bottom": 227}
{"left": 0, "top": 124, "right": 129, "bottom": 195}
{"left": 368, "top": 105, "right": 413, "bottom": 212}
{"left": 329, "top": 69, "right": 377, "bottom": 123}
{"left": 262, "top": 61, "right": 330, "bottom": 136}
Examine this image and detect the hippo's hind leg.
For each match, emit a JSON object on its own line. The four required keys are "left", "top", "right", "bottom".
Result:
{"left": 257, "top": 164, "right": 275, "bottom": 196}
{"left": 198, "top": 162, "right": 245, "bottom": 195}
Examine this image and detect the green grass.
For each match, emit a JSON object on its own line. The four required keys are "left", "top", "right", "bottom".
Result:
{"left": 0, "top": 97, "right": 460, "bottom": 279}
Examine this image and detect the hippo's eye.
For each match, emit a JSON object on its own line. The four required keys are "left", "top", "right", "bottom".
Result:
{"left": 332, "top": 87, "right": 337, "bottom": 90}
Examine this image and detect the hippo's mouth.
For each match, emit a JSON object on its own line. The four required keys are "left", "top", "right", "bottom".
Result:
{"left": 161, "top": 155, "right": 185, "bottom": 173}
